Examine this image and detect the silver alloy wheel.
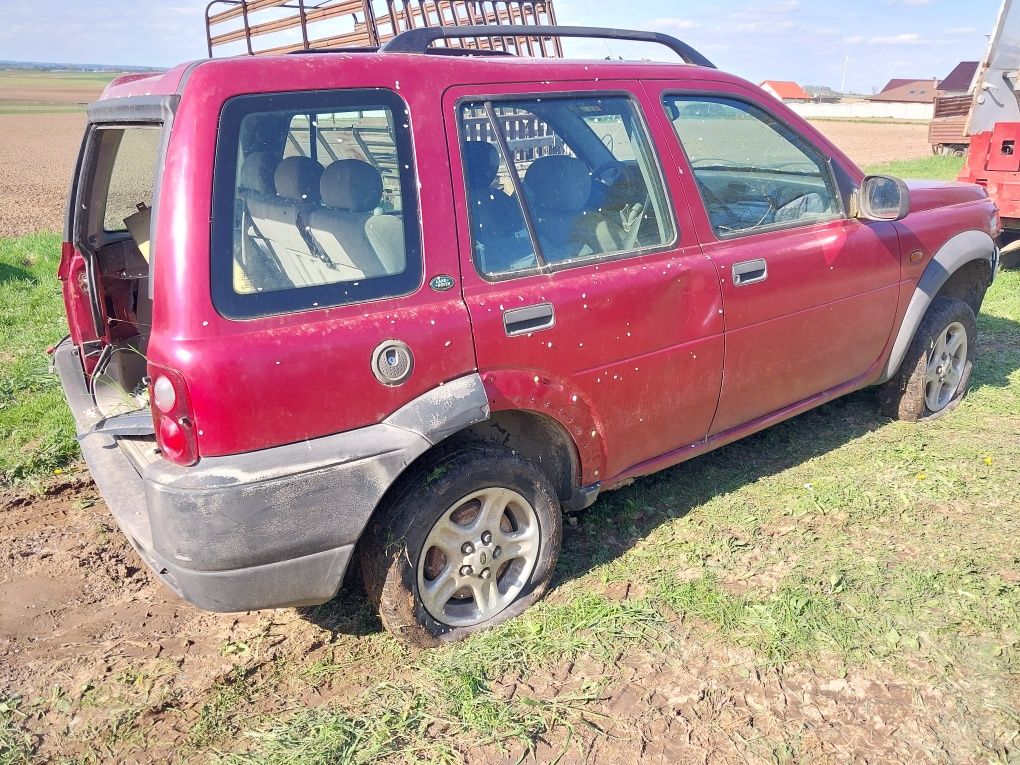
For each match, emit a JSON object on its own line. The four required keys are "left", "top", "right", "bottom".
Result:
{"left": 924, "top": 321, "right": 968, "bottom": 412}
{"left": 416, "top": 487, "right": 540, "bottom": 628}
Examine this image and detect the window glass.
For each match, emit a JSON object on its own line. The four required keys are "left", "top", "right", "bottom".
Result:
{"left": 460, "top": 95, "right": 675, "bottom": 278}
{"left": 101, "top": 127, "right": 160, "bottom": 233}
{"left": 211, "top": 90, "right": 420, "bottom": 318}
{"left": 664, "top": 96, "right": 841, "bottom": 238}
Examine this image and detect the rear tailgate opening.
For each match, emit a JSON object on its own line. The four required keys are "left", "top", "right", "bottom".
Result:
{"left": 62, "top": 120, "right": 164, "bottom": 458}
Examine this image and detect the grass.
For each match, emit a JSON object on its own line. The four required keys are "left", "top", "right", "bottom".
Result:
{"left": 864, "top": 154, "right": 966, "bottom": 180}
{"left": 0, "top": 232, "right": 77, "bottom": 486}
{"left": 0, "top": 698, "right": 32, "bottom": 765}
{"left": 3, "top": 210, "right": 1019, "bottom": 760}
{"left": 206, "top": 269, "right": 1020, "bottom": 763}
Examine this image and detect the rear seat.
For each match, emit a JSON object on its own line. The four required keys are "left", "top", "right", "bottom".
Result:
{"left": 244, "top": 155, "right": 339, "bottom": 289}
{"left": 306, "top": 159, "right": 405, "bottom": 279}
{"left": 236, "top": 151, "right": 290, "bottom": 293}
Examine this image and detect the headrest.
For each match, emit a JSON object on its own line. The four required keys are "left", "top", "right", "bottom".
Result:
{"left": 463, "top": 141, "right": 500, "bottom": 189}
{"left": 238, "top": 152, "right": 275, "bottom": 193}
{"left": 320, "top": 159, "right": 384, "bottom": 212}
{"left": 274, "top": 156, "right": 323, "bottom": 203}
{"left": 524, "top": 156, "right": 591, "bottom": 213}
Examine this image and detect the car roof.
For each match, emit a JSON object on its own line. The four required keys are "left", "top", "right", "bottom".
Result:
{"left": 98, "top": 51, "right": 748, "bottom": 102}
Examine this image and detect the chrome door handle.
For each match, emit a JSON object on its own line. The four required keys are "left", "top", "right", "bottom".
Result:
{"left": 503, "top": 303, "right": 555, "bottom": 336}
{"left": 732, "top": 258, "right": 768, "bottom": 286}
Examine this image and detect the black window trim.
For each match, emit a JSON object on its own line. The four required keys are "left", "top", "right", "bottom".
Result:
{"left": 454, "top": 89, "right": 681, "bottom": 284}
{"left": 662, "top": 91, "right": 849, "bottom": 242}
{"left": 210, "top": 87, "right": 422, "bottom": 320}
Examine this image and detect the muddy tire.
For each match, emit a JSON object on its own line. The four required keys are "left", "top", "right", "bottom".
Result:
{"left": 359, "top": 443, "right": 562, "bottom": 647}
{"left": 879, "top": 297, "right": 977, "bottom": 422}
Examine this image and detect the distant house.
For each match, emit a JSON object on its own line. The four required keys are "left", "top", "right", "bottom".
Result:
{"left": 759, "top": 80, "right": 812, "bottom": 103}
{"left": 870, "top": 79, "right": 938, "bottom": 104}
{"left": 878, "top": 78, "right": 923, "bottom": 95}
{"left": 938, "top": 61, "right": 979, "bottom": 95}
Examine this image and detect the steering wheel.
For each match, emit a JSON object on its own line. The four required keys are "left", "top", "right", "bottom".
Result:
{"left": 590, "top": 160, "right": 627, "bottom": 189}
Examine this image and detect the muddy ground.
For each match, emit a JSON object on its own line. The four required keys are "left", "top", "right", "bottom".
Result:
{"left": 0, "top": 115, "right": 931, "bottom": 239}
{"left": 1, "top": 476, "right": 1007, "bottom": 764}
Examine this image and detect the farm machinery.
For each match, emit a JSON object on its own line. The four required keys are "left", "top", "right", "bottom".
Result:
{"left": 955, "top": 0, "right": 1020, "bottom": 253}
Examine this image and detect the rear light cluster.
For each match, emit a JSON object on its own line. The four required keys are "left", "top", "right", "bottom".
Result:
{"left": 148, "top": 364, "right": 199, "bottom": 466}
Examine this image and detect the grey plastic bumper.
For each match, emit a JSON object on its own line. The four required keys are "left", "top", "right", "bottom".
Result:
{"left": 53, "top": 338, "right": 489, "bottom": 612}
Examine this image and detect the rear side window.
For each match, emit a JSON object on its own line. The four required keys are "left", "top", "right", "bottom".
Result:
{"left": 459, "top": 95, "right": 675, "bottom": 279}
{"left": 211, "top": 89, "right": 420, "bottom": 319}
{"left": 663, "top": 95, "right": 841, "bottom": 238}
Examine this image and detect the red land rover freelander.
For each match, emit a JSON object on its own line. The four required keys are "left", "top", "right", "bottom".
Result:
{"left": 54, "top": 26, "right": 999, "bottom": 645}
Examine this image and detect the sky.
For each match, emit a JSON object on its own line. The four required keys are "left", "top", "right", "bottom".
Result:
{"left": 0, "top": 0, "right": 1004, "bottom": 93}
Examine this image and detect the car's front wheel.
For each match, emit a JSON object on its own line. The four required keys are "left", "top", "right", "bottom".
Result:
{"left": 879, "top": 296, "right": 977, "bottom": 421}
{"left": 360, "top": 443, "right": 562, "bottom": 647}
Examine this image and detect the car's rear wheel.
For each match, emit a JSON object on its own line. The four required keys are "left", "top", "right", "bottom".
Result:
{"left": 879, "top": 297, "right": 977, "bottom": 421}
{"left": 360, "top": 443, "right": 562, "bottom": 647}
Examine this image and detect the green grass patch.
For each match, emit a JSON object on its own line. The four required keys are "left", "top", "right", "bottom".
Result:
{"left": 0, "top": 698, "right": 33, "bottom": 765}
{"left": 0, "top": 232, "right": 77, "bottom": 486}
{"left": 864, "top": 154, "right": 966, "bottom": 180}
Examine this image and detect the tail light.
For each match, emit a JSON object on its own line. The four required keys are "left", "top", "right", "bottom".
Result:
{"left": 148, "top": 363, "right": 199, "bottom": 466}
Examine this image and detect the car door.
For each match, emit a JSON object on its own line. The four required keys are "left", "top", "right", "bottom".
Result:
{"left": 653, "top": 87, "right": 902, "bottom": 435}
{"left": 443, "top": 81, "right": 725, "bottom": 482}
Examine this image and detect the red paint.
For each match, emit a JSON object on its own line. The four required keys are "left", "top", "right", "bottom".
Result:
{"left": 960, "top": 124, "right": 1020, "bottom": 220}
{"left": 62, "top": 51, "right": 998, "bottom": 489}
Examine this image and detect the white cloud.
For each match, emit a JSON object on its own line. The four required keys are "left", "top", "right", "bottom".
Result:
{"left": 651, "top": 18, "right": 700, "bottom": 30}
{"left": 845, "top": 32, "right": 926, "bottom": 45}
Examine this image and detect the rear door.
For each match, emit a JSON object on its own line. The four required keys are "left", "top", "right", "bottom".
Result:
{"left": 444, "top": 81, "right": 725, "bottom": 482}
{"left": 653, "top": 87, "right": 902, "bottom": 434}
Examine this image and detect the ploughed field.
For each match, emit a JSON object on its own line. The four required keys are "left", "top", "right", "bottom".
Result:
{"left": 0, "top": 70, "right": 932, "bottom": 238}
{"left": 2, "top": 70, "right": 1016, "bottom": 764}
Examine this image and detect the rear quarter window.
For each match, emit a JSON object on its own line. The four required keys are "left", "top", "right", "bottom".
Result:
{"left": 210, "top": 89, "right": 421, "bottom": 319}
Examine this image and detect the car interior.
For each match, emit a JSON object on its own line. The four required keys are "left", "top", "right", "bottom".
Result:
{"left": 460, "top": 96, "right": 674, "bottom": 276}
{"left": 232, "top": 111, "right": 408, "bottom": 296}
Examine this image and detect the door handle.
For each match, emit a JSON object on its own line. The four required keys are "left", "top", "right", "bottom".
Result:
{"left": 503, "top": 302, "right": 555, "bottom": 336}
{"left": 732, "top": 258, "right": 768, "bottom": 286}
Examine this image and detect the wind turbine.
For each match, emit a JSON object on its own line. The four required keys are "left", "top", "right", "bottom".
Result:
{"left": 840, "top": 49, "right": 853, "bottom": 95}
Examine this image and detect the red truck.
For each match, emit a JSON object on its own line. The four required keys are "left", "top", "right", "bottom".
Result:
{"left": 54, "top": 25, "right": 999, "bottom": 646}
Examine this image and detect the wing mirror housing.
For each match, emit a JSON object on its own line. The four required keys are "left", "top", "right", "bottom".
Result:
{"left": 853, "top": 175, "right": 911, "bottom": 222}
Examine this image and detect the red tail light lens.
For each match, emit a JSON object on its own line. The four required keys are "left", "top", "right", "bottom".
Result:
{"left": 148, "top": 365, "right": 198, "bottom": 466}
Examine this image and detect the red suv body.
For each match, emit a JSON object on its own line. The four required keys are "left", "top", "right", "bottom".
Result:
{"left": 54, "top": 27, "right": 998, "bottom": 644}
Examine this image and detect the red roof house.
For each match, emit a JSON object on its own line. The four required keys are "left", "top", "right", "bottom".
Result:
{"left": 758, "top": 80, "right": 812, "bottom": 103}
{"left": 938, "top": 61, "right": 979, "bottom": 95}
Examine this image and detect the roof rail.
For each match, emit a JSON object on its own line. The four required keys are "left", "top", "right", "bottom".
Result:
{"left": 379, "top": 24, "right": 716, "bottom": 68}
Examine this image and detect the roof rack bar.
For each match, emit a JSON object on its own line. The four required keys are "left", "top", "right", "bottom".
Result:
{"left": 379, "top": 23, "right": 714, "bottom": 67}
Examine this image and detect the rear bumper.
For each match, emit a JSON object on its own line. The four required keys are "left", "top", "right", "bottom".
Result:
{"left": 53, "top": 338, "right": 488, "bottom": 612}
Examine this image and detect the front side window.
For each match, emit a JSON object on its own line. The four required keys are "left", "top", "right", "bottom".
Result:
{"left": 663, "top": 95, "right": 841, "bottom": 238}
{"left": 459, "top": 95, "right": 675, "bottom": 278}
{"left": 211, "top": 89, "right": 420, "bottom": 318}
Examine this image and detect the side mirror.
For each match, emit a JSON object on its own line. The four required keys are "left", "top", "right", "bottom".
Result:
{"left": 854, "top": 175, "right": 911, "bottom": 221}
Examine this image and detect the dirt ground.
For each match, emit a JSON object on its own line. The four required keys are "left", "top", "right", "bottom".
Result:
{"left": 808, "top": 119, "right": 931, "bottom": 166}
{"left": 0, "top": 113, "right": 84, "bottom": 238}
{"left": 1, "top": 476, "right": 1009, "bottom": 764}
{"left": 0, "top": 115, "right": 931, "bottom": 239}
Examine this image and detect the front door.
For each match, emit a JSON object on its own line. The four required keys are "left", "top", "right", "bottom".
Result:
{"left": 443, "top": 82, "right": 725, "bottom": 481}
{"left": 655, "top": 89, "right": 902, "bottom": 434}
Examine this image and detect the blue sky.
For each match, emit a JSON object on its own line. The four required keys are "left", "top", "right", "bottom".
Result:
{"left": 0, "top": 0, "right": 1002, "bottom": 93}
